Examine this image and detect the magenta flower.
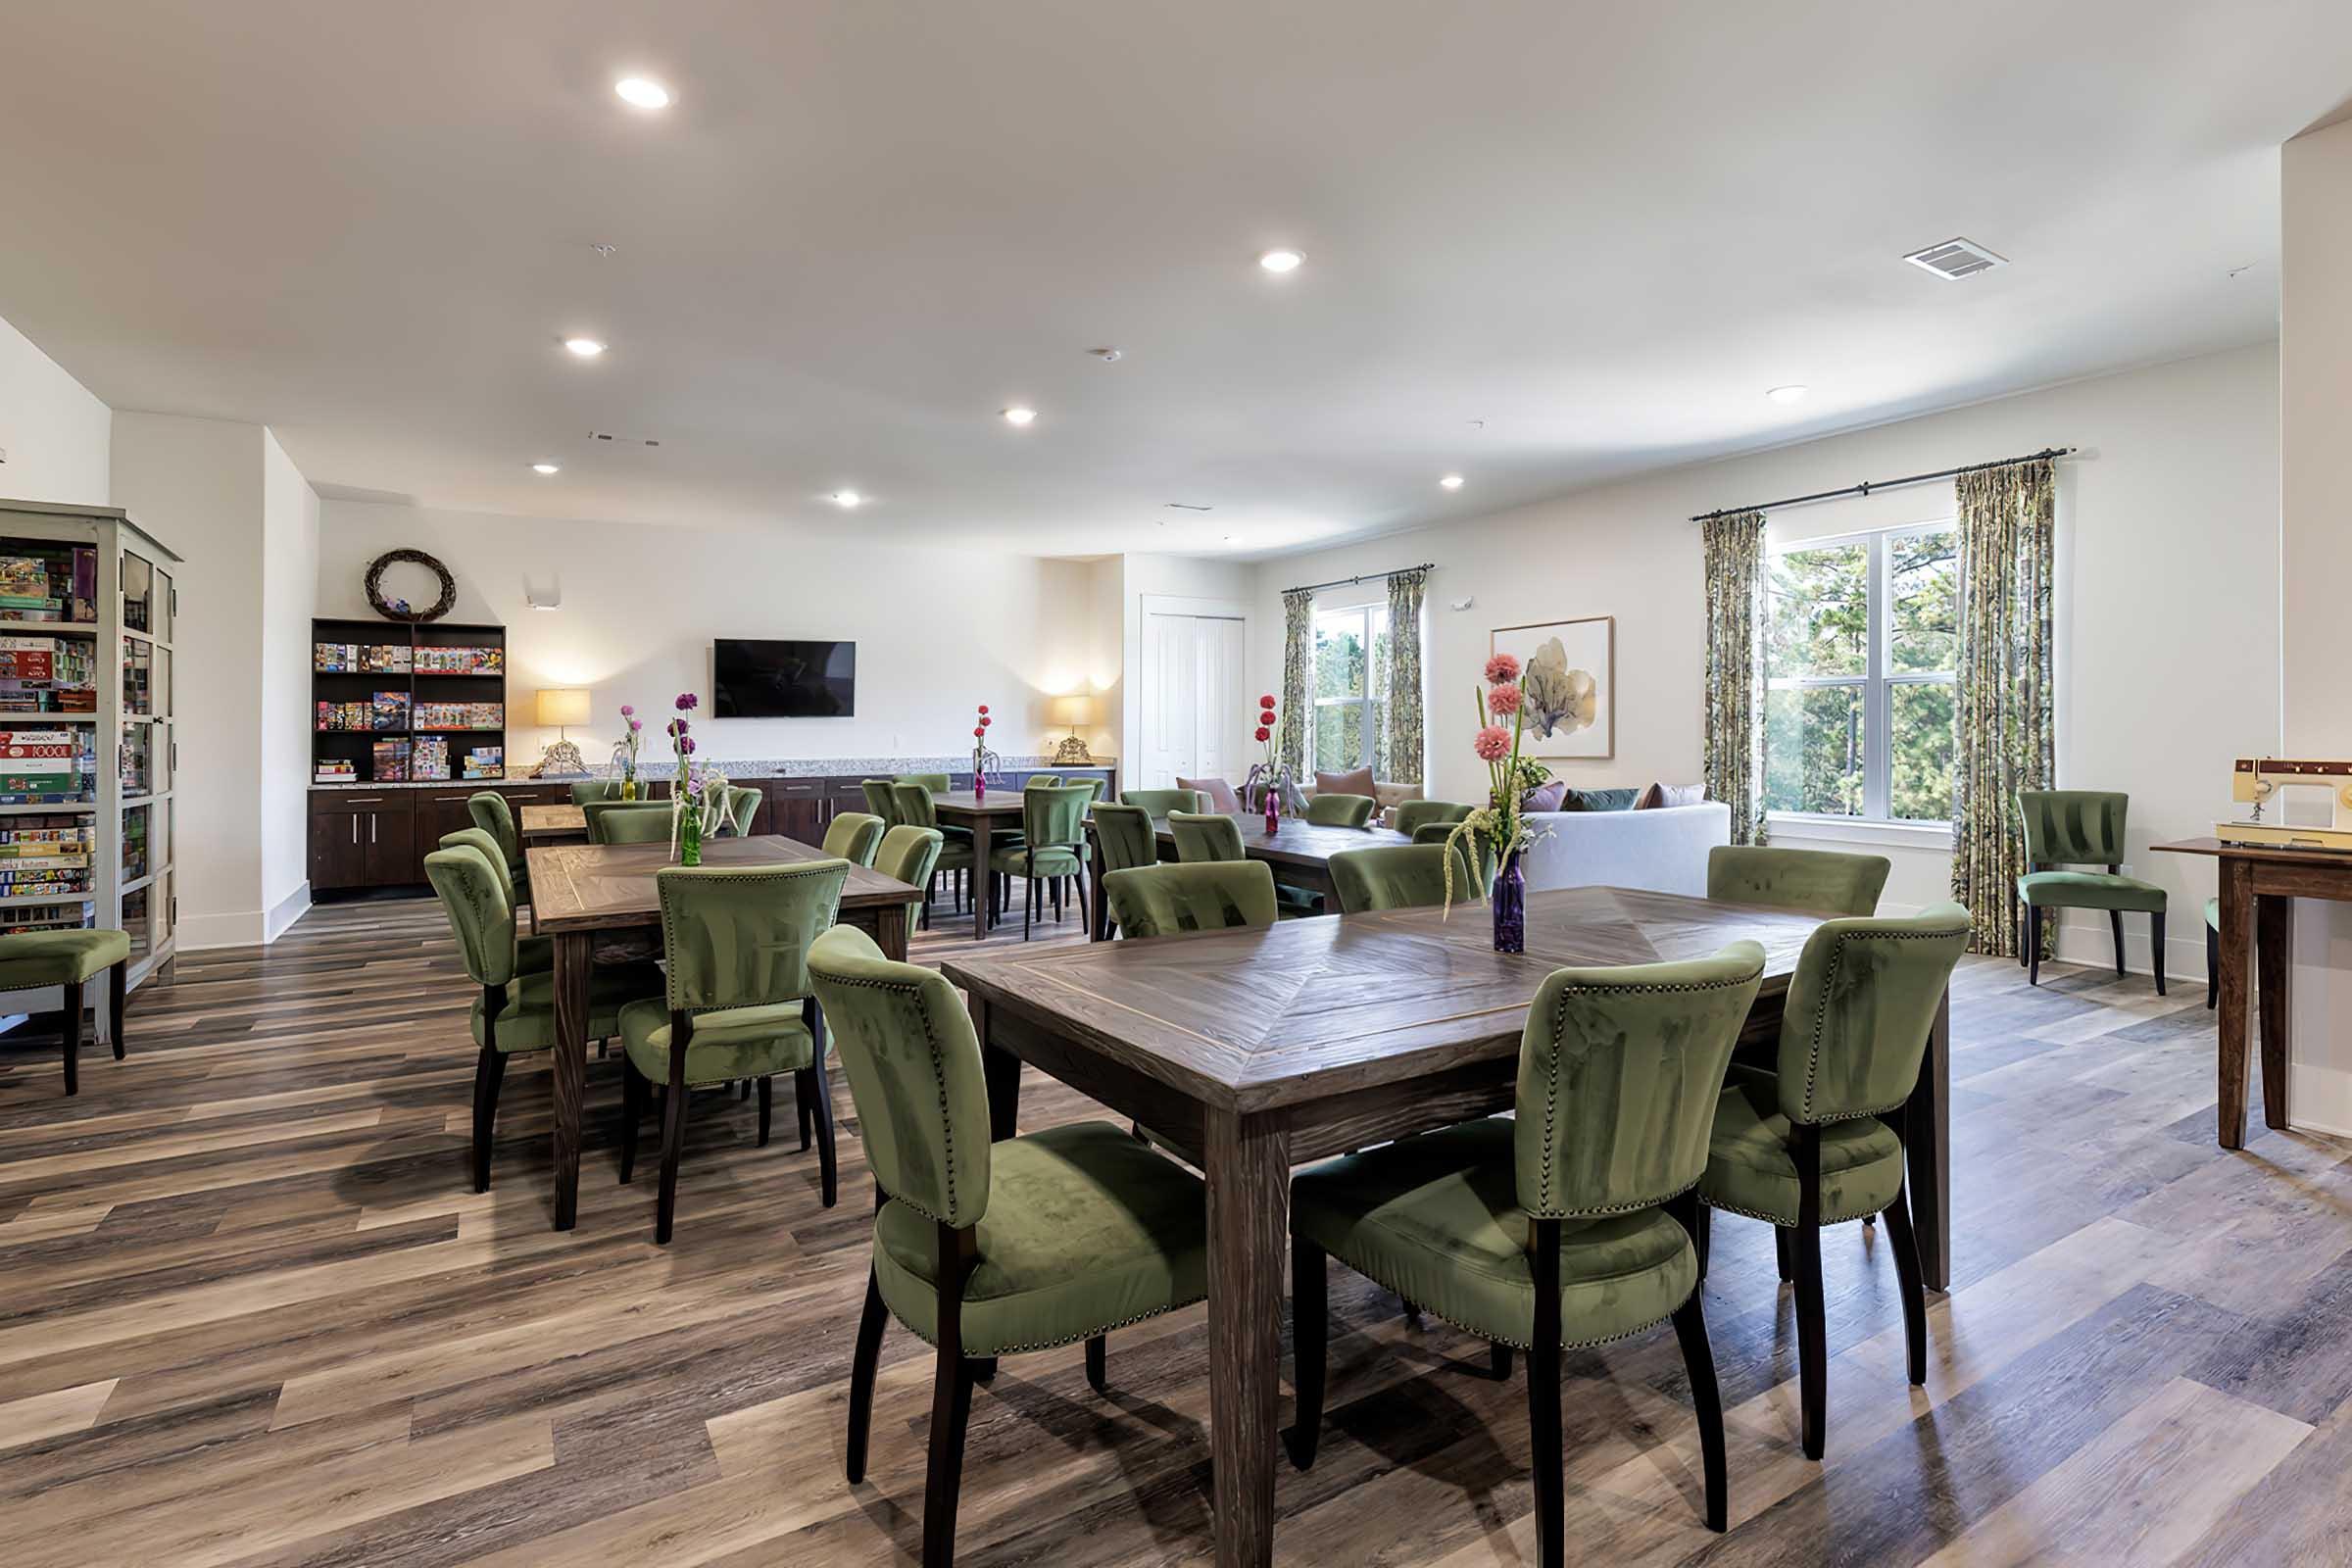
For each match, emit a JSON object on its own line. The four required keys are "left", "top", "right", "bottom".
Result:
{"left": 681, "top": 736, "right": 697, "bottom": 755}
{"left": 1484, "top": 653, "right": 1521, "bottom": 684}
{"left": 618, "top": 704, "right": 635, "bottom": 717}
{"left": 1473, "top": 724, "right": 1511, "bottom": 761}
{"left": 675, "top": 692, "right": 699, "bottom": 711}
{"left": 1488, "top": 681, "right": 1524, "bottom": 716}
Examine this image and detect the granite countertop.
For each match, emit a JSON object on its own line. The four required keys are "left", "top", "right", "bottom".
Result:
{"left": 311, "top": 755, "right": 1117, "bottom": 791}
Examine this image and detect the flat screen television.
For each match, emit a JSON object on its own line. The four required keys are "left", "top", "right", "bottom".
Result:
{"left": 711, "top": 639, "right": 857, "bottom": 718}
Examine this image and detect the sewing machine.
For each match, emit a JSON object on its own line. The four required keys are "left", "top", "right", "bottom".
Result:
{"left": 2216, "top": 757, "right": 2352, "bottom": 853}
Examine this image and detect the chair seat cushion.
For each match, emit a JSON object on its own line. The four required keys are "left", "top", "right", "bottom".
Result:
{"left": 618, "top": 997, "right": 815, "bottom": 1086}
{"left": 874, "top": 1121, "right": 1207, "bottom": 1356}
{"left": 1697, "top": 1068, "right": 1905, "bottom": 1225}
{"left": 1291, "top": 1118, "right": 1696, "bottom": 1350}
{"left": 989, "top": 843, "right": 1087, "bottom": 877}
{"left": 935, "top": 841, "right": 977, "bottom": 872}
{"left": 472, "top": 961, "right": 662, "bottom": 1054}
{"left": 0, "top": 928, "right": 131, "bottom": 989}
{"left": 2016, "top": 869, "right": 2167, "bottom": 912}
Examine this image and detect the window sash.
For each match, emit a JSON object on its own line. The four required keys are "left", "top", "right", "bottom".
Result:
{"left": 1313, "top": 605, "right": 1386, "bottom": 773}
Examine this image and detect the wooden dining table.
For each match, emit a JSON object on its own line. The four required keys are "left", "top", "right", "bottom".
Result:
{"left": 929, "top": 789, "right": 1043, "bottom": 943}
{"left": 942, "top": 885, "right": 1952, "bottom": 1567}
{"left": 518, "top": 802, "right": 589, "bottom": 844}
{"left": 523, "top": 834, "right": 922, "bottom": 1230}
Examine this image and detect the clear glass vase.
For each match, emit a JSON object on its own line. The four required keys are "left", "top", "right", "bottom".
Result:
{"left": 1492, "top": 850, "right": 1526, "bottom": 954}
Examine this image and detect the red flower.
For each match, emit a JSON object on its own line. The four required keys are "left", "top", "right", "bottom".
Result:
{"left": 1253, "top": 726, "right": 1271, "bottom": 743}
{"left": 1484, "top": 653, "right": 1521, "bottom": 684}
{"left": 1258, "top": 693, "right": 1276, "bottom": 709}
{"left": 979, "top": 714, "right": 991, "bottom": 726}
{"left": 977, "top": 704, "right": 990, "bottom": 715}
{"left": 973, "top": 726, "right": 985, "bottom": 738}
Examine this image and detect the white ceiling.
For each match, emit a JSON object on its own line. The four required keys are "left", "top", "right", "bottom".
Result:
{"left": 0, "top": 1, "right": 2342, "bottom": 559}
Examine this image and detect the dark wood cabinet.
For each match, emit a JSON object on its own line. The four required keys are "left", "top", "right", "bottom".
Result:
{"left": 309, "top": 793, "right": 415, "bottom": 892}
{"left": 766, "top": 780, "right": 828, "bottom": 847}
{"left": 411, "top": 790, "right": 483, "bottom": 881}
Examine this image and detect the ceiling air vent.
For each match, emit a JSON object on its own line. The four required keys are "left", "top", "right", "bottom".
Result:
{"left": 1903, "top": 237, "right": 2007, "bottom": 280}
{"left": 589, "top": 430, "right": 662, "bottom": 448}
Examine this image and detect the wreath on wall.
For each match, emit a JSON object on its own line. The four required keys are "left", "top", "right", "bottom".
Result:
{"left": 364, "top": 548, "right": 458, "bottom": 623}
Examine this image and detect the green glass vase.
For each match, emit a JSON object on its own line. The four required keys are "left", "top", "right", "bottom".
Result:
{"left": 678, "top": 802, "right": 703, "bottom": 866}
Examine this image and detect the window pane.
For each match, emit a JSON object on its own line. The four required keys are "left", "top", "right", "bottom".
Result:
{"left": 1764, "top": 684, "right": 1866, "bottom": 816}
{"left": 1314, "top": 703, "right": 1365, "bottom": 771}
{"left": 1767, "top": 542, "right": 1869, "bottom": 679}
{"left": 1890, "top": 682, "right": 1956, "bottom": 822}
{"left": 1314, "top": 615, "right": 1366, "bottom": 702}
{"left": 1890, "top": 528, "right": 1958, "bottom": 674}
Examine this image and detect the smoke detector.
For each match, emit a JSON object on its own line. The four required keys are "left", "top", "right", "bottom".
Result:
{"left": 1903, "top": 238, "right": 2007, "bottom": 280}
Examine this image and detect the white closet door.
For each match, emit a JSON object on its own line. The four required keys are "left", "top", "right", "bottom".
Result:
{"left": 1142, "top": 612, "right": 1200, "bottom": 790}
{"left": 1194, "top": 615, "right": 1247, "bottom": 786}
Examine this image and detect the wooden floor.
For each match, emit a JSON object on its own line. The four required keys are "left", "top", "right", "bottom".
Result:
{"left": 2, "top": 891, "right": 2349, "bottom": 1567}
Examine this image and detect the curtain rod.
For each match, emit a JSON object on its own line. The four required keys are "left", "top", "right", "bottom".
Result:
{"left": 1281, "top": 562, "right": 1437, "bottom": 598}
{"left": 1688, "top": 447, "right": 2077, "bottom": 524}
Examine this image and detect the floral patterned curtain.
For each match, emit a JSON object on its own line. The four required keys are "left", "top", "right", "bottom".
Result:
{"left": 1949, "top": 459, "right": 2055, "bottom": 956}
{"left": 1701, "top": 511, "right": 1768, "bottom": 844}
{"left": 1382, "top": 567, "right": 1428, "bottom": 783}
{"left": 1280, "top": 588, "right": 1314, "bottom": 778}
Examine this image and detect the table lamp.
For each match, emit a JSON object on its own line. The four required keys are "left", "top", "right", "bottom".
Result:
{"left": 1050, "top": 693, "right": 1096, "bottom": 765}
{"left": 534, "top": 687, "right": 592, "bottom": 777}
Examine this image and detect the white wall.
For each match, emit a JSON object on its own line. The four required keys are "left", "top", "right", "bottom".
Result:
{"left": 0, "top": 312, "right": 110, "bottom": 506}
{"left": 1250, "top": 341, "right": 2282, "bottom": 971}
{"left": 315, "top": 502, "right": 1106, "bottom": 770}
{"left": 260, "top": 429, "right": 319, "bottom": 939}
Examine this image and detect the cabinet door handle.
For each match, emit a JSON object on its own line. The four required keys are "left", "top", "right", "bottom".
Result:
{"left": 351, "top": 817, "right": 359, "bottom": 845}
{"left": 369, "top": 814, "right": 377, "bottom": 846}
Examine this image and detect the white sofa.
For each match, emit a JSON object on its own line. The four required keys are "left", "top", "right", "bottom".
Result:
{"left": 1518, "top": 802, "right": 1731, "bottom": 899}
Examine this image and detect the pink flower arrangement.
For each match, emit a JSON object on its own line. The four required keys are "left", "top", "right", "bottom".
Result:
{"left": 1484, "top": 653, "right": 1521, "bottom": 685}
{"left": 1488, "top": 681, "right": 1523, "bottom": 716}
{"left": 1256, "top": 693, "right": 1279, "bottom": 768}
{"left": 1473, "top": 724, "right": 1511, "bottom": 760}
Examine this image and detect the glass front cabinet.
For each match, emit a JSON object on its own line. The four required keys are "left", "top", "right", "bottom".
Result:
{"left": 0, "top": 500, "right": 179, "bottom": 992}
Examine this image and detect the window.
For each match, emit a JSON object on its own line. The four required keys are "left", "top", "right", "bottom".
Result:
{"left": 1313, "top": 603, "right": 1390, "bottom": 774}
{"left": 1764, "top": 524, "right": 1957, "bottom": 824}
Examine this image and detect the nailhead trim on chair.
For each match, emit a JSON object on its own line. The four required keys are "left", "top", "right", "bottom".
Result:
{"left": 1792, "top": 925, "right": 1963, "bottom": 1126}
{"left": 1314, "top": 1243, "right": 1690, "bottom": 1353}
{"left": 819, "top": 969, "right": 964, "bottom": 1230}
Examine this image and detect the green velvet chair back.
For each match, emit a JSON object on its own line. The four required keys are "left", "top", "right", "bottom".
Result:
{"left": 1392, "top": 800, "right": 1471, "bottom": 838}
{"left": 874, "top": 824, "right": 944, "bottom": 902}
{"left": 2018, "top": 790, "right": 2130, "bottom": 867}
{"left": 586, "top": 801, "right": 674, "bottom": 844}
{"left": 1091, "top": 802, "right": 1159, "bottom": 876}
{"left": 424, "top": 842, "right": 517, "bottom": 988}
{"left": 1021, "top": 783, "right": 1091, "bottom": 851}
{"left": 891, "top": 780, "right": 941, "bottom": 832}
{"left": 808, "top": 923, "right": 992, "bottom": 1229}
{"left": 1707, "top": 845, "right": 1888, "bottom": 917}
{"left": 717, "top": 785, "right": 761, "bottom": 837}
{"left": 897, "top": 771, "right": 951, "bottom": 795}
{"left": 1025, "top": 773, "right": 1062, "bottom": 789}
{"left": 861, "top": 778, "right": 903, "bottom": 828}
{"left": 821, "top": 810, "right": 886, "bottom": 866}
{"left": 1168, "top": 809, "right": 1245, "bottom": 862}
{"left": 1515, "top": 942, "right": 1766, "bottom": 1219}
{"left": 437, "top": 826, "right": 517, "bottom": 907}
{"left": 1328, "top": 844, "right": 1460, "bottom": 913}
{"left": 1412, "top": 820, "right": 1494, "bottom": 894}
{"left": 466, "top": 792, "right": 521, "bottom": 867}
{"left": 1304, "top": 792, "right": 1376, "bottom": 829}
{"left": 570, "top": 780, "right": 622, "bottom": 805}
{"left": 1102, "top": 860, "right": 1277, "bottom": 937}
{"left": 1775, "top": 902, "right": 1972, "bottom": 1127}
{"left": 1122, "top": 788, "right": 1204, "bottom": 817}
{"left": 656, "top": 859, "right": 848, "bottom": 1014}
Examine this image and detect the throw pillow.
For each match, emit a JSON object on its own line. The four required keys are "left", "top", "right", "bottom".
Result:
{"left": 1633, "top": 781, "right": 1707, "bottom": 808}
{"left": 1562, "top": 786, "right": 1642, "bottom": 812}
{"left": 1315, "top": 765, "right": 1377, "bottom": 799}
{"left": 1178, "top": 775, "right": 1243, "bottom": 813}
{"left": 1522, "top": 780, "right": 1568, "bottom": 812}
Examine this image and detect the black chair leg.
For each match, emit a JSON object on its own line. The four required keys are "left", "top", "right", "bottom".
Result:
{"left": 1288, "top": 1236, "right": 1327, "bottom": 1469}
{"left": 1073, "top": 872, "right": 1090, "bottom": 940}
{"left": 970, "top": 1357, "right": 997, "bottom": 1384}
{"left": 1529, "top": 1218, "right": 1564, "bottom": 1568}
{"left": 1773, "top": 1225, "right": 1792, "bottom": 1282}
{"left": 107, "top": 959, "right": 126, "bottom": 1060}
{"left": 469, "top": 1045, "right": 506, "bottom": 1193}
{"left": 1882, "top": 1187, "right": 1930, "bottom": 1386}
{"left": 1022, "top": 876, "right": 1035, "bottom": 941}
{"left": 1692, "top": 1200, "right": 1712, "bottom": 1281}
{"left": 1085, "top": 1334, "right": 1108, "bottom": 1394}
{"left": 796, "top": 1067, "right": 815, "bottom": 1151}
{"left": 1792, "top": 1220, "right": 1827, "bottom": 1460}
{"left": 2027, "top": 905, "right": 2043, "bottom": 986}
{"left": 2110, "top": 908, "right": 2128, "bottom": 979}
{"left": 655, "top": 1079, "right": 689, "bottom": 1245}
{"left": 1671, "top": 1291, "right": 1729, "bottom": 1532}
{"left": 618, "top": 1067, "right": 644, "bottom": 1184}
{"left": 2151, "top": 911, "right": 2167, "bottom": 996}
{"left": 922, "top": 1347, "right": 975, "bottom": 1568}
{"left": 757, "top": 1075, "right": 772, "bottom": 1148}
{"left": 810, "top": 1003, "right": 838, "bottom": 1207}
{"left": 1490, "top": 1342, "right": 1513, "bottom": 1380}
{"left": 59, "top": 982, "right": 80, "bottom": 1096}
{"left": 2207, "top": 920, "right": 2220, "bottom": 1009}
{"left": 846, "top": 1265, "right": 888, "bottom": 1484}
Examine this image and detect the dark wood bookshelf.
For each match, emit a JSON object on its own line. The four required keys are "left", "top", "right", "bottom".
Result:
{"left": 312, "top": 617, "right": 507, "bottom": 784}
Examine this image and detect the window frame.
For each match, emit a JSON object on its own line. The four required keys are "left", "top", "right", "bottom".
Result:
{"left": 1765, "top": 520, "right": 1957, "bottom": 828}
{"left": 1311, "top": 602, "right": 1388, "bottom": 775}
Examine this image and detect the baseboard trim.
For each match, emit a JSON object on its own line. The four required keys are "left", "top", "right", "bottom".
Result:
{"left": 264, "top": 882, "right": 312, "bottom": 945}
{"left": 178, "top": 910, "right": 268, "bottom": 952}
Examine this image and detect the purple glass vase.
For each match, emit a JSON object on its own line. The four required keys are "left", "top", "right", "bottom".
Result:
{"left": 1263, "top": 782, "right": 1280, "bottom": 835}
{"left": 1492, "top": 850, "right": 1526, "bottom": 954}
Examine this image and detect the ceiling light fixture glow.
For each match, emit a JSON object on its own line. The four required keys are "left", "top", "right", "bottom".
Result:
{"left": 1766, "top": 384, "right": 1808, "bottom": 404}
{"left": 1257, "top": 248, "right": 1304, "bottom": 274}
{"left": 1002, "top": 406, "right": 1038, "bottom": 426}
{"left": 563, "top": 337, "right": 607, "bottom": 358}
{"left": 531, "top": 463, "right": 561, "bottom": 475}
{"left": 830, "top": 490, "right": 863, "bottom": 508}
{"left": 1439, "top": 473, "right": 1465, "bottom": 490}
{"left": 613, "top": 76, "right": 672, "bottom": 110}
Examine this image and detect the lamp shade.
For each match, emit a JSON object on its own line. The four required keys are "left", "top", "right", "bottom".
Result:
{"left": 1051, "top": 694, "right": 1095, "bottom": 726}
{"left": 536, "top": 688, "right": 592, "bottom": 727}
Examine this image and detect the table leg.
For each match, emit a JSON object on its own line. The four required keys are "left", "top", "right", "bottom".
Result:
{"left": 973, "top": 995, "right": 1021, "bottom": 1141}
{"left": 2217, "top": 859, "right": 2255, "bottom": 1150}
{"left": 1204, "top": 1104, "right": 1289, "bottom": 1567}
{"left": 2258, "top": 892, "right": 2292, "bottom": 1132}
{"left": 1904, "top": 989, "right": 1950, "bottom": 1293}
{"left": 872, "top": 902, "right": 908, "bottom": 963}
{"left": 549, "top": 931, "right": 593, "bottom": 1231}
{"left": 973, "top": 821, "right": 993, "bottom": 944}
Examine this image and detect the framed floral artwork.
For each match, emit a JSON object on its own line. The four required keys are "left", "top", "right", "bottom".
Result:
{"left": 1490, "top": 614, "right": 1613, "bottom": 759}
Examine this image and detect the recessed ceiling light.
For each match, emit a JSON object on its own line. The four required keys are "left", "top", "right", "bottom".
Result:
{"left": 830, "top": 490, "right": 863, "bottom": 508}
{"left": 1766, "top": 384, "right": 1808, "bottom": 404}
{"left": 1440, "top": 473, "right": 1465, "bottom": 490}
{"left": 613, "top": 76, "right": 672, "bottom": 110}
{"left": 563, "top": 337, "right": 607, "bottom": 359}
{"left": 1258, "top": 249, "right": 1304, "bottom": 274}
{"left": 531, "top": 463, "right": 561, "bottom": 475}
{"left": 1002, "top": 406, "right": 1038, "bottom": 426}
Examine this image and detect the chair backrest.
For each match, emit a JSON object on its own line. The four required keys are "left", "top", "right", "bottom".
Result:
{"left": 2018, "top": 790, "right": 2129, "bottom": 868}
{"left": 438, "top": 826, "right": 516, "bottom": 907}
{"left": 1515, "top": 942, "right": 1766, "bottom": 1219}
{"left": 1021, "top": 783, "right": 1092, "bottom": 850}
{"left": 586, "top": 801, "right": 674, "bottom": 844}
{"left": 423, "top": 842, "right": 518, "bottom": 987}
{"left": 718, "top": 785, "right": 761, "bottom": 837}
{"left": 891, "top": 780, "right": 940, "bottom": 831}
{"left": 1775, "top": 902, "right": 1973, "bottom": 1127}
{"left": 1025, "top": 773, "right": 1062, "bottom": 789}
{"left": 897, "top": 771, "right": 951, "bottom": 795}
{"left": 1102, "top": 860, "right": 1277, "bottom": 937}
{"left": 570, "top": 780, "right": 621, "bottom": 805}
{"left": 1412, "top": 819, "right": 1493, "bottom": 893}
{"left": 874, "top": 824, "right": 944, "bottom": 900}
{"left": 1304, "top": 792, "right": 1376, "bottom": 828}
{"left": 861, "top": 778, "right": 903, "bottom": 828}
{"left": 1328, "top": 844, "right": 1461, "bottom": 913}
{"left": 808, "top": 923, "right": 992, "bottom": 1228}
{"left": 821, "top": 809, "right": 886, "bottom": 866}
{"left": 1168, "top": 809, "right": 1245, "bottom": 862}
{"left": 1122, "top": 788, "right": 1204, "bottom": 817}
{"left": 466, "top": 792, "right": 520, "bottom": 866}
{"left": 656, "top": 859, "right": 849, "bottom": 1013}
{"left": 1706, "top": 845, "right": 1888, "bottom": 917}
{"left": 1393, "top": 800, "right": 1471, "bottom": 839}
{"left": 1091, "top": 802, "right": 1159, "bottom": 876}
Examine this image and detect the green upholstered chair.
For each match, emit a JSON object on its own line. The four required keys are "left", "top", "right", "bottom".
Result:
{"left": 1291, "top": 944, "right": 1767, "bottom": 1555}
{"left": 1167, "top": 809, "right": 1243, "bottom": 863}
{"left": 1101, "top": 860, "right": 1278, "bottom": 939}
{"left": 1707, "top": 845, "right": 1888, "bottom": 917}
{"left": 438, "top": 826, "right": 552, "bottom": 976}
{"left": 615, "top": 858, "right": 851, "bottom": 1242}
{"left": 1413, "top": 819, "right": 1494, "bottom": 896}
{"left": 821, "top": 809, "right": 886, "bottom": 867}
{"left": 0, "top": 928, "right": 130, "bottom": 1095}
{"left": 809, "top": 923, "right": 1208, "bottom": 1567}
{"left": 1121, "top": 787, "right": 1203, "bottom": 817}
{"left": 1327, "top": 844, "right": 1469, "bottom": 914}
{"left": 585, "top": 801, "right": 674, "bottom": 845}
{"left": 1088, "top": 802, "right": 1162, "bottom": 940}
{"left": 990, "top": 782, "right": 1092, "bottom": 941}
{"left": 861, "top": 778, "right": 904, "bottom": 830}
{"left": 424, "top": 843, "right": 659, "bottom": 1194}
{"left": 1024, "top": 773, "right": 1062, "bottom": 788}
{"left": 1393, "top": 800, "right": 1472, "bottom": 839}
{"left": 716, "top": 785, "right": 762, "bottom": 837}
{"left": 2016, "top": 789, "right": 2167, "bottom": 992}
{"left": 2206, "top": 895, "right": 2221, "bottom": 1009}
{"left": 466, "top": 791, "right": 528, "bottom": 903}
{"left": 1696, "top": 902, "right": 1970, "bottom": 1461}
{"left": 894, "top": 781, "right": 977, "bottom": 926}
{"left": 1303, "top": 792, "right": 1376, "bottom": 829}
{"left": 570, "top": 779, "right": 623, "bottom": 805}
{"left": 897, "top": 771, "right": 952, "bottom": 794}
{"left": 875, "top": 824, "right": 946, "bottom": 933}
